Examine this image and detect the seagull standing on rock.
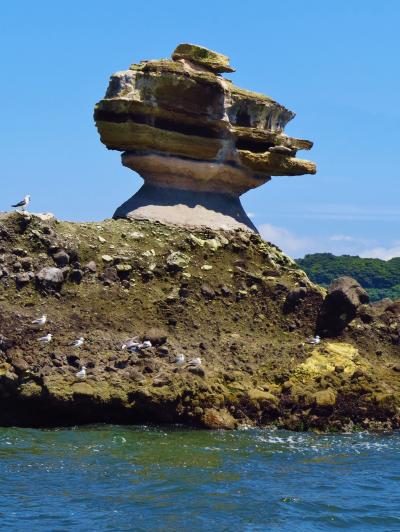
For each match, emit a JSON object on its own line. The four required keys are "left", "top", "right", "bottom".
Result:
{"left": 12, "top": 195, "right": 30, "bottom": 212}
{"left": 38, "top": 333, "right": 52, "bottom": 344}
{"left": 188, "top": 357, "right": 202, "bottom": 367}
{"left": 76, "top": 366, "right": 87, "bottom": 379}
{"left": 141, "top": 340, "right": 152, "bottom": 349}
{"left": 31, "top": 314, "right": 47, "bottom": 326}
{"left": 71, "top": 337, "right": 84, "bottom": 348}
{"left": 175, "top": 354, "right": 185, "bottom": 365}
{"left": 121, "top": 338, "right": 140, "bottom": 351}
{"left": 307, "top": 335, "right": 321, "bottom": 345}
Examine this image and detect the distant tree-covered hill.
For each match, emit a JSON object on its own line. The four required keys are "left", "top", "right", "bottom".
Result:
{"left": 296, "top": 253, "right": 400, "bottom": 302}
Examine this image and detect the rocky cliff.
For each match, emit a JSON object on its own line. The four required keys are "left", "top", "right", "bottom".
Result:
{"left": 0, "top": 212, "right": 399, "bottom": 431}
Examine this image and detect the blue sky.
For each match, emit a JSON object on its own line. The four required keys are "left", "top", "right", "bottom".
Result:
{"left": 1, "top": 1, "right": 399, "bottom": 258}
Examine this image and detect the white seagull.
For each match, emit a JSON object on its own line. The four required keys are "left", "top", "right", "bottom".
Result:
{"left": 141, "top": 340, "right": 152, "bottom": 349}
{"left": 188, "top": 357, "right": 202, "bottom": 367}
{"left": 76, "top": 366, "right": 87, "bottom": 379}
{"left": 38, "top": 333, "right": 52, "bottom": 343}
{"left": 12, "top": 195, "right": 31, "bottom": 211}
{"left": 175, "top": 354, "right": 185, "bottom": 365}
{"left": 307, "top": 335, "right": 321, "bottom": 345}
{"left": 71, "top": 337, "right": 84, "bottom": 348}
{"left": 31, "top": 314, "right": 47, "bottom": 326}
{"left": 121, "top": 338, "right": 140, "bottom": 351}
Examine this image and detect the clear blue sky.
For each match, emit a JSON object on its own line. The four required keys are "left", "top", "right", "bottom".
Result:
{"left": 1, "top": 1, "right": 399, "bottom": 258}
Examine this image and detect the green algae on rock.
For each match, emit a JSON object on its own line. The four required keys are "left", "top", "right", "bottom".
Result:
{"left": 0, "top": 212, "right": 399, "bottom": 432}
{"left": 172, "top": 43, "right": 236, "bottom": 73}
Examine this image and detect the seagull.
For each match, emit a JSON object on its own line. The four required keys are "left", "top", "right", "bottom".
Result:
{"left": 12, "top": 195, "right": 31, "bottom": 211}
{"left": 175, "top": 354, "right": 185, "bottom": 365}
{"left": 307, "top": 335, "right": 321, "bottom": 345}
{"left": 38, "top": 333, "right": 52, "bottom": 343}
{"left": 121, "top": 338, "right": 140, "bottom": 351}
{"left": 71, "top": 337, "right": 84, "bottom": 348}
{"left": 31, "top": 314, "right": 47, "bottom": 326}
{"left": 188, "top": 357, "right": 202, "bottom": 367}
{"left": 76, "top": 366, "right": 87, "bottom": 379}
{"left": 141, "top": 340, "right": 152, "bottom": 349}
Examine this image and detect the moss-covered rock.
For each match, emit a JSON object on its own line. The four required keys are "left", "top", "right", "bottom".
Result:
{"left": 0, "top": 212, "right": 399, "bottom": 431}
{"left": 172, "top": 43, "right": 235, "bottom": 73}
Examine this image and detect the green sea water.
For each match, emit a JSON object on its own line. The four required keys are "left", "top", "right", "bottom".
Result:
{"left": 0, "top": 426, "right": 399, "bottom": 531}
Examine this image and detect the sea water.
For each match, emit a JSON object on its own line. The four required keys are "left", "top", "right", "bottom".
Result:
{"left": 0, "top": 426, "right": 399, "bottom": 531}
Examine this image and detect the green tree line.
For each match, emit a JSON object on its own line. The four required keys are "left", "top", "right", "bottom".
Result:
{"left": 296, "top": 253, "right": 400, "bottom": 302}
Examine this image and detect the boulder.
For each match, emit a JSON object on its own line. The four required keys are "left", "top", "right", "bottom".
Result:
{"left": 172, "top": 43, "right": 235, "bottom": 73}
{"left": 317, "top": 276, "right": 369, "bottom": 337}
{"left": 202, "top": 408, "right": 236, "bottom": 429}
{"left": 15, "top": 272, "right": 32, "bottom": 289}
{"left": 314, "top": 388, "right": 336, "bottom": 407}
{"left": 84, "top": 260, "right": 97, "bottom": 273}
{"left": 201, "top": 283, "right": 215, "bottom": 299}
{"left": 100, "top": 267, "right": 119, "bottom": 284}
{"left": 69, "top": 269, "right": 83, "bottom": 283}
{"left": 53, "top": 250, "right": 70, "bottom": 267}
{"left": 35, "top": 267, "right": 64, "bottom": 292}
{"left": 166, "top": 251, "right": 189, "bottom": 271}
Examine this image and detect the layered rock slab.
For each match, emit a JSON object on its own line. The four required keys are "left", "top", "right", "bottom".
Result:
{"left": 94, "top": 44, "right": 316, "bottom": 230}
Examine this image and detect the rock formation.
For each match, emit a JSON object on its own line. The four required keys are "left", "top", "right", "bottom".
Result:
{"left": 1, "top": 212, "right": 400, "bottom": 431}
{"left": 94, "top": 43, "right": 316, "bottom": 231}
{"left": 317, "top": 276, "right": 370, "bottom": 336}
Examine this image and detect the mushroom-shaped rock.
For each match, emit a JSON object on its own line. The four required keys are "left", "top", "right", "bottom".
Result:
{"left": 94, "top": 44, "right": 316, "bottom": 232}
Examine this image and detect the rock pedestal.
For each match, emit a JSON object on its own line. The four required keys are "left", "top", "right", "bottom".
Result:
{"left": 94, "top": 43, "right": 316, "bottom": 231}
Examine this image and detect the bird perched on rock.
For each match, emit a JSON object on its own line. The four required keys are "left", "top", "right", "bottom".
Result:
{"left": 12, "top": 195, "right": 31, "bottom": 211}
{"left": 141, "top": 340, "right": 152, "bottom": 349}
{"left": 269, "top": 146, "right": 294, "bottom": 156}
{"left": 38, "top": 333, "right": 52, "bottom": 343}
{"left": 76, "top": 366, "right": 87, "bottom": 379}
{"left": 71, "top": 337, "right": 84, "bottom": 348}
{"left": 31, "top": 314, "right": 47, "bottom": 326}
{"left": 175, "top": 354, "right": 185, "bottom": 365}
{"left": 188, "top": 357, "right": 202, "bottom": 367}
{"left": 121, "top": 338, "right": 140, "bottom": 351}
{"left": 307, "top": 335, "right": 321, "bottom": 345}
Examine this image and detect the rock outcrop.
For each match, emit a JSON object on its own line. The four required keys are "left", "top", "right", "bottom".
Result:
{"left": 0, "top": 212, "right": 399, "bottom": 431}
{"left": 94, "top": 44, "right": 316, "bottom": 231}
{"left": 317, "top": 276, "right": 370, "bottom": 336}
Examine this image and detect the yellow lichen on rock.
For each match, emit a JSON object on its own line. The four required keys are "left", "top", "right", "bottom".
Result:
{"left": 296, "top": 342, "right": 367, "bottom": 378}
{"left": 18, "top": 381, "right": 43, "bottom": 399}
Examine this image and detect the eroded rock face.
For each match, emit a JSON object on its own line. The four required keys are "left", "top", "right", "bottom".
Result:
{"left": 94, "top": 44, "right": 316, "bottom": 231}
{"left": 317, "top": 276, "right": 370, "bottom": 337}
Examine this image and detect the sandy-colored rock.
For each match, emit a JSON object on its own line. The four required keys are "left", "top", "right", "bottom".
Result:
{"left": 172, "top": 43, "right": 235, "bottom": 73}
{"left": 94, "top": 43, "right": 316, "bottom": 231}
{"left": 314, "top": 388, "right": 337, "bottom": 407}
{"left": 19, "top": 381, "right": 43, "bottom": 399}
{"left": 247, "top": 388, "right": 278, "bottom": 403}
{"left": 202, "top": 408, "right": 237, "bottom": 429}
